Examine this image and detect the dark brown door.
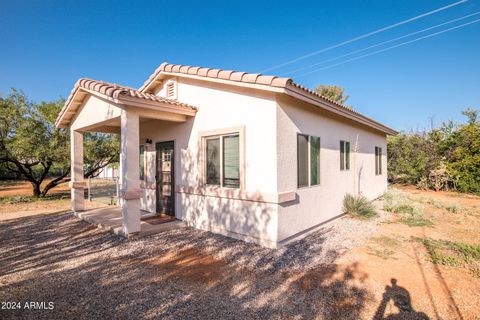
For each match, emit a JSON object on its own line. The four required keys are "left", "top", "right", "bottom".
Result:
{"left": 156, "top": 141, "right": 174, "bottom": 216}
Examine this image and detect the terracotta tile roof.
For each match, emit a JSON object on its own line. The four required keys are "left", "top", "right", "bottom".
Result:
{"left": 139, "top": 62, "right": 396, "bottom": 135}
{"left": 68, "top": 78, "right": 195, "bottom": 109}
{"left": 55, "top": 78, "right": 196, "bottom": 128}
{"left": 141, "top": 62, "right": 356, "bottom": 115}
{"left": 288, "top": 82, "right": 355, "bottom": 115}
{"left": 140, "top": 62, "right": 292, "bottom": 91}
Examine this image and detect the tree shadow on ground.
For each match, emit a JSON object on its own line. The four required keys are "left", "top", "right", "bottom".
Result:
{"left": 1, "top": 213, "right": 373, "bottom": 319}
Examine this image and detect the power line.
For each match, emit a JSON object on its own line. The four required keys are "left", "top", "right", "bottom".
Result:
{"left": 260, "top": 0, "right": 468, "bottom": 73}
{"left": 286, "top": 11, "right": 480, "bottom": 76}
{"left": 294, "top": 18, "right": 480, "bottom": 78}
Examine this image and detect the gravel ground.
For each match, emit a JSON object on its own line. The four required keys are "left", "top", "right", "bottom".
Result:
{"left": 0, "top": 207, "right": 390, "bottom": 319}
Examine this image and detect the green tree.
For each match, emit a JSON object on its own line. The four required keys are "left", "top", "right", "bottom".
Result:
{"left": 461, "top": 108, "right": 478, "bottom": 125}
{"left": 315, "top": 85, "right": 350, "bottom": 105}
{"left": 387, "top": 108, "right": 480, "bottom": 194}
{"left": 0, "top": 90, "right": 119, "bottom": 197}
{"left": 387, "top": 133, "right": 441, "bottom": 184}
{"left": 443, "top": 110, "right": 480, "bottom": 193}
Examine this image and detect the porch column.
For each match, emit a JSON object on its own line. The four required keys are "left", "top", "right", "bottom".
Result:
{"left": 120, "top": 109, "right": 142, "bottom": 235}
{"left": 70, "top": 130, "right": 85, "bottom": 212}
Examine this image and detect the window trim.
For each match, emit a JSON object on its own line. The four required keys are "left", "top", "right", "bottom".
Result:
{"left": 340, "top": 140, "right": 350, "bottom": 171}
{"left": 297, "top": 133, "right": 321, "bottom": 188}
{"left": 199, "top": 126, "right": 245, "bottom": 190}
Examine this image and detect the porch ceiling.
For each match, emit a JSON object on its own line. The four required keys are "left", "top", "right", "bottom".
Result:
{"left": 78, "top": 116, "right": 172, "bottom": 134}
{"left": 55, "top": 78, "right": 197, "bottom": 129}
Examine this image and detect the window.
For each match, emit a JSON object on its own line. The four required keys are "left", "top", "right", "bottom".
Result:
{"left": 310, "top": 136, "right": 321, "bottom": 185}
{"left": 223, "top": 135, "right": 240, "bottom": 187}
{"left": 297, "top": 135, "right": 309, "bottom": 187}
{"left": 205, "top": 133, "right": 240, "bottom": 188}
{"left": 139, "top": 145, "right": 145, "bottom": 180}
{"left": 297, "top": 134, "right": 321, "bottom": 188}
{"left": 375, "top": 146, "right": 382, "bottom": 175}
{"left": 340, "top": 140, "right": 350, "bottom": 170}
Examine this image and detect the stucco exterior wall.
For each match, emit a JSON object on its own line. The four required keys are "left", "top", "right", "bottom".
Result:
{"left": 139, "top": 77, "right": 280, "bottom": 246}
{"left": 71, "top": 95, "right": 121, "bottom": 131}
{"left": 71, "top": 79, "right": 389, "bottom": 247}
{"left": 276, "top": 95, "right": 388, "bottom": 242}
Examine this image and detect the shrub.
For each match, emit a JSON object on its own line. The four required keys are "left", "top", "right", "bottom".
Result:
{"left": 387, "top": 109, "right": 480, "bottom": 195}
{"left": 343, "top": 193, "right": 377, "bottom": 219}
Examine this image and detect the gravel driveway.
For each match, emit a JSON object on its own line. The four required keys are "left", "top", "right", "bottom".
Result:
{"left": 0, "top": 210, "right": 388, "bottom": 319}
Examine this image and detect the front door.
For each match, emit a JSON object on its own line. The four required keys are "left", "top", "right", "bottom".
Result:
{"left": 156, "top": 141, "right": 175, "bottom": 216}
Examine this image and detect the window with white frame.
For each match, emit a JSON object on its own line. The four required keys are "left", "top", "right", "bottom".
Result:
{"left": 205, "top": 133, "right": 240, "bottom": 188}
{"left": 297, "top": 134, "right": 321, "bottom": 188}
{"left": 375, "top": 146, "right": 382, "bottom": 175}
{"left": 340, "top": 140, "right": 350, "bottom": 171}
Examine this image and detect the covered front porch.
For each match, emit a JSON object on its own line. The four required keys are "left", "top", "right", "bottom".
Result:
{"left": 74, "top": 206, "right": 186, "bottom": 238}
{"left": 55, "top": 78, "right": 197, "bottom": 237}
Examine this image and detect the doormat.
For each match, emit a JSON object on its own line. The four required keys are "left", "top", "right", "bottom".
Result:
{"left": 142, "top": 215, "right": 176, "bottom": 225}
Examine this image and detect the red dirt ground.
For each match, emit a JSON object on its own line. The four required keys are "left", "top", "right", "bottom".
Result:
{"left": 337, "top": 186, "right": 480, "bottom": 319}
{"left": 1, "top": 181, "right": 479, "bottom": 318}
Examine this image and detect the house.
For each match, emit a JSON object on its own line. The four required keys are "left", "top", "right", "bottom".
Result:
{"left": 96, "top": 163, "right": 119, "bottom": 179}
{"left": 55, "top": 62, "right": 397, "bottom": 248}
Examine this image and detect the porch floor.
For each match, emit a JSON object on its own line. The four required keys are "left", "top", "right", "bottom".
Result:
{"left": 74, "top": 206, "right": 186, "bottom": 238}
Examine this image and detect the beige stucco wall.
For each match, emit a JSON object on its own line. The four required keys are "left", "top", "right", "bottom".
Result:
{"left": 276, "top": 95, "right": 388, "bottom": 242}
{"left": 71, "top": 95, "right": 122, "bottom": 131}
{"left": 71, "top": 79, "right": 389, "bottom": 247}
{"left": 140, "top": 77, "right": 280, "bottom": 246}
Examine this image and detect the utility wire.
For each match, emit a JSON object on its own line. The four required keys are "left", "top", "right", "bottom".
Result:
{"left": 294, "top": 17, "right": 480, "bottom": 78}
{"left": 285, "top": 11, "right": 480, "bottom": 76}
{"left": 260, "top": 0, "right": 468, "bottom": 73}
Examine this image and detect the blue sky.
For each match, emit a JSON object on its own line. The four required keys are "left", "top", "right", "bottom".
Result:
{"left": 1, "top": 0, "right": 479, "bottom": 131}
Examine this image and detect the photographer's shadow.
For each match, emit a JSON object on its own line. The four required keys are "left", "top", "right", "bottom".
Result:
{"left": 373, "top": 278, "right": 429, "bottom": 320}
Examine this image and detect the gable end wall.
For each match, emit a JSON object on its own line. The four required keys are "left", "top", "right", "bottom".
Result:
{"left": 276, "top": 95, "right": 388, "bottom": 242}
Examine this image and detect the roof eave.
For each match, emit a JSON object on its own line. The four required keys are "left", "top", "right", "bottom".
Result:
{"left": 139, "top": 62, "right": 168, "bottom": 93}
{"left": 55, "top": 87, "right": 197, "bottom": 129}
{"left": 55, "top": 86, "right": 83, "bottom": 128}
{"left": 284, "top": 84, "right": 398, "bottom": 136}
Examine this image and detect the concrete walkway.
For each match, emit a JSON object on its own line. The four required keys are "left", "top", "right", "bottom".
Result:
{"left": 74, "top": 206, "right": 186, "bottom": 238}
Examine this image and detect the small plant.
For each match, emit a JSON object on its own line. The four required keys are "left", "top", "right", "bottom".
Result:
{"left": 343, "top": 193, "right": 377, "bottom": 219}
{"left": 0, "top": 195, "right": 36, "bottom": 204}
{"left": 445, "top": 203, "right": 460, "bottom": 214}
{"left": 383, "top": 189, "right": 434, "bottom": 227}
{"left": 367, "top": 236, "right": 400, "bottom": 260}
{"left": 414, "top": 237, "right": 480, "bottom": 276}
{"left": 0, "top": 193, "right": 70, "bottom": 205}
{"left": 451, "top": 242, "right": 480, "bottom": 261}
{"left": 401, "top": 215, "right": 434, "bottom": 227}
{"left": 420, "top": 196, "right": 462, "bottom": 214}
{"left": 367, "top": 247, "right": 396, "bottom": 260}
